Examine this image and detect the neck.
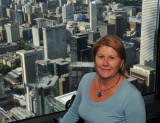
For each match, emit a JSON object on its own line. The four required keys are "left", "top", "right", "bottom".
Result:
{"left": 97, "top": 74, "right": 121, "bottom": 90}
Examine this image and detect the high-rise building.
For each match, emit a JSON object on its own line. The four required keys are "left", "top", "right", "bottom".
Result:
{"left": 16, "top": 49, "right": 44, "bottom": 112}
{"left": 123, "top": 41, "right": 136, "bottom": 72}
{"left": 130, "top": 64, "right": 155, "bottom": 94}
{"left": 32, "top": 18, "right": 55, "bottom": 47}
{"left": 90, "top": 0, "right": 103, "bottom": 31}
{"left": 0, "top": 0, "right": 7, "bottom": 7}
{"left": 99, "top": 23, "right": 116, "bottom": 37}
{"left": 70, "top": 35, "right": 92, "bottom": 62}
{"left": 88, "top": 30, "right": 100, "bottom": 44}
{"left": 62, "top": 3, "right": 74, "bottom": 23}
{"left": 6, "top": 8, "right": 15, "bottom": 21}
{"left": 19, "top": 26, "right": 32, "bottom": 40}
{"left": 32, "top": 26, "right": 43, "bottom": 47}
{"left": 5, "top": 23, "right": 21, "bottom": 43}
{"left": 39, "top": 2, "right": 47, "bottom": 13}
{"left": 43, "top": 24, "right": 67, "bottom": 60}
{"left": 140, "top": 0, "right": 159, "bottom": 68}
{"left": 90, "top": 1, "right": 97, "bottom": 31}
{"left": 29, "top": 75, "right": 59, "bottom": 115}
{"left": 16, "top": 49, "right": 44, "bottom": 84}
{"left": 35, "top": 58, "right": 70, "bottom": 95}
{"left": 69, "top": 62, "right": 95, "bottom": 91}
{"left": 109, "top": 14, "right": 124, "bottom": 38}
{"left": 15, "top": 10, "right": 24, "bottom": 24}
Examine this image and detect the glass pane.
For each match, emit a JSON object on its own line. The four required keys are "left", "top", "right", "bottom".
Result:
{"left": 0, "top": 0, "right": 159, "bottom": 122}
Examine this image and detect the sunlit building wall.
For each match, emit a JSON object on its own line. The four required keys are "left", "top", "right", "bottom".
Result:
{"left": 140, "top": 0, "right": 159, "bottom": 68}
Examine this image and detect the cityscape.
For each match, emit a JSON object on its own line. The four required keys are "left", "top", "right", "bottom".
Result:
{"left": 0, "top": 0, "right": 159, "bottom": 122}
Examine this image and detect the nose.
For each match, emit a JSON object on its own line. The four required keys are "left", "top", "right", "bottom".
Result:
{"left": 103, "top": 58, "right": 109, "bottom": 66}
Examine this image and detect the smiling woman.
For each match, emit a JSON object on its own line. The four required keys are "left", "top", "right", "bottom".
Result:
{"left": 60, "top": 35, "right": 146, "bottom": 123}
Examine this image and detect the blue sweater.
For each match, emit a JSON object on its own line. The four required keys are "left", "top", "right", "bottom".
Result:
{"left": 60, "top": 72, "right": 146, "bottom": 123}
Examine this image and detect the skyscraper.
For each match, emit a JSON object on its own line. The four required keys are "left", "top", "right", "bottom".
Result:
{"left": 16, "top": 49, "right": 44, "bottom": 84}
{"left": 140, "top": 0, "right": 159, "bottom": 68}
{"left": 62, "top": 3, "right": 74, "bottom": 23}
{"left": 109, "top": 14, "right": 124, "bottom": 38}
{"left": 90, "top": 1, "right": 97, "bottom": 31}
{"left": 43, "top": 24, "right": 67, "bottom": 60}
{"left": 90, "top": 0, "right": 103, "bottom": 31}
{"left": 5, "top": 23, "right": 21, "bottom": 43}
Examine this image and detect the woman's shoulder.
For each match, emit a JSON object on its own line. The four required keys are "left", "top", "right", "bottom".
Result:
{"left": 121, "top": 78, "right": 142, "bottom": 97}
{"left": 79, "top": 72, "right": 96, "bottom": 87}
{"left": 83, "top": 72, "right": 97, "bottom": 79}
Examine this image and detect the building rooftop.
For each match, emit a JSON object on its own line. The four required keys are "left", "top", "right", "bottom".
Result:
{"left": 70, "top": 62, "right": 94, "bottom": 68}
{"left": 36, "top": 75, "right": 59, "bottom": 89}
{"left": 55, "top": 91, "right": 77, "bottom": 105}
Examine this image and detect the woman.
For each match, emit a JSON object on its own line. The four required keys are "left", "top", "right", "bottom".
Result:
{"left": 60, "top": 35, "right": 146, "bottom": 123}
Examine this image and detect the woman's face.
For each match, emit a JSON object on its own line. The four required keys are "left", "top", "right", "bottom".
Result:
{"left": 95, "top": 45, "right": 124, "bottom": 80}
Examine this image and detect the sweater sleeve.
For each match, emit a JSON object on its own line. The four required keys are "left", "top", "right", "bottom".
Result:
{"left": 60, "top": 74, "right": 86, "bottom": 123}
{"left": 124, "top": 90, "right": 146, "bottom": 123}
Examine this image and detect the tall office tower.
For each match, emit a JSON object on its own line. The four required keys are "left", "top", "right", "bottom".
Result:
{"left": 29, "top": 75, "right": 59, "bottom": 115}
{"left": 115, "top": 10, "right": 128, "bottom": 33}
{"left": 62, "top": 3, "right": 74, "bottom": 23}
{"left": 15, "top": 10, "right": 24, "bottom": 24}
{"left": 0, "top": 6, "right": 7, "bottom": 18}
{"left": 109, "top": 14, "right": 124, "bottom": 38}
{"left": 32, "top": 26, "right": 43, "bottom": 47}
{"left": 35, "top": 58, "right": 70, "bottom": 95}
{"left": 96, "top": 0, "right": 103, "bottom": 26}
{"left": 19, "top": 26, "right": 32, "bottom": 40}
{"left": 70, "top": 35, "right": 92, "bottom": 62}
{"left": 16, "top": 49, "right": 44, "bottom": 112}
{"left": 140, "top": 0, "right": 159, "bottom": 68}
{"left": 0, "top": 0, "right": 7, "bottom": 7}
{"left": 130, "top": 64, "right": 155, "bottom": 94}
{"left": 43, "top": 24, "right": 67, "bottom": 60}
{"left": 6, "top": 8, "right": 15, "bottom": 21}
{"left": 16, "top": 49, "right": 44, "bottom": 84}
{"left": 32, "top": 18, "right": 55, "bottom": 47}
{"left": 0, "top": 0, "right": 7, "bottom": 18}
{"left": 0, "top": 74, "right": 5, "bottom": 95}
{"left": 39, "top": 2, "right": 47, "bottom": 13}
{"left": 130, "top": 7, "right": 136, "bottom": 17}
{"left": 99, "top": 23, "right": 116, "bottom": 37}
{"left": 5, "top": 23, "right": 21, "bottom": 43}
{"left": 22, "top": 4, "right": 32, "bottom": 14}
{"left": 69, "top": 62, "right": 95, "bottom": 91}
{"left": 90, "top": 1, "right": 97, "bottom": 31}
{"left": 59, "top": 0, "right": 67, "bottom": 7}
{"left": 123, "top": 41, "right": 136, "bottom": 72}
{"left": 35, "top": 58, "right": 69, "bottom": 95}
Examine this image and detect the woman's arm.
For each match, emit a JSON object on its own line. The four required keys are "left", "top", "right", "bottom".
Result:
{"left": 124, "top": 90, "right": 146, "bottom": 123}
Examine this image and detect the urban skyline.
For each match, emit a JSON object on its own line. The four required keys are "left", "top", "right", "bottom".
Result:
{"left": 0, "top": 0, "right": 159, "bottom": 122}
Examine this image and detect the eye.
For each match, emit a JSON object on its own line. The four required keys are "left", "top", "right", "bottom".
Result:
{"left": 99, "top": 55, "right": 104, "bottom": 58}
{"left": 110, "top": 56, "right": 115, "bottom": 59}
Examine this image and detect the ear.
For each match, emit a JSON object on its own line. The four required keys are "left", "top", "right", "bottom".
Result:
{"left": 120, "top": 59, "right": 124, "bottom": 68}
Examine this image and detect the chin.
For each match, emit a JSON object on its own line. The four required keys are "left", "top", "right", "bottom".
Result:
{"left": 97, "top": 73, "right": 113, "bottom": 79}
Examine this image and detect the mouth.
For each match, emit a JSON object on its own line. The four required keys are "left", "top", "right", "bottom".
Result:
{"left": 101, "top": 68, "right": 111, "bottom": 71}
